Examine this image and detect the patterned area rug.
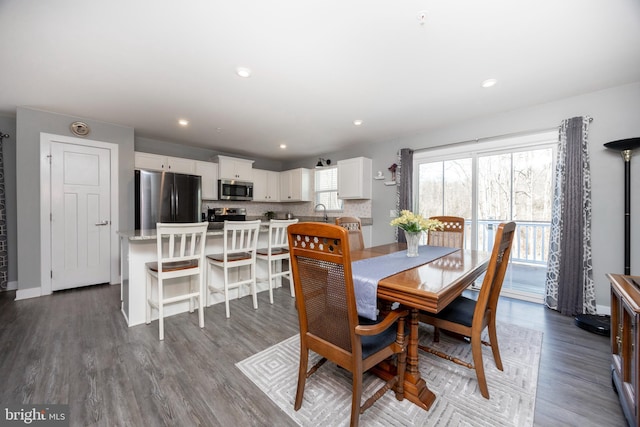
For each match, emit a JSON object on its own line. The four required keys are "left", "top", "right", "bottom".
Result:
{"left": 237, "top": 323, "right": 542, "bottom": 426}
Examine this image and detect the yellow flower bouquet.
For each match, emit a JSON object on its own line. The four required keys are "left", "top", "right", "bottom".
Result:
{"left": 390, "top": 210, "right": 443, "bottom": 233}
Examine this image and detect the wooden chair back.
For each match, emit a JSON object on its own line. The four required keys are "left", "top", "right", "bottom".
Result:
{"left": 475, "top": 221, "right": 516, "bottom": 324}
{"left": 427, "top": 216, "right": 465, "bottom": 249}
{"left": 289, "top": 223, "right": 358, "bottom": 358}
{"left": 335, "top": 216, "right": 365, "bottom": 251}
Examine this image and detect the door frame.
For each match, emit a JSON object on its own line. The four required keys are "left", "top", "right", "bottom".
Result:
{"left": 40, "top": 132, "right": 119, "bottom": 295}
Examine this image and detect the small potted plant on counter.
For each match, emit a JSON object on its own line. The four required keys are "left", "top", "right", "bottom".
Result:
{"left": 263, "top": 211, "right": 276, "bottom": 221}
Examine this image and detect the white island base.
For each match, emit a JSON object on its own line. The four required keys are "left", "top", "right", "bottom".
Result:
{"left": 119, "top": 227, "right": 282, "bottom": 327}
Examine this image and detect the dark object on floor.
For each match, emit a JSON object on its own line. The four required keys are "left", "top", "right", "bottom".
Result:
{"left": 575, "top": 314, "right": 610, "bottom": 337}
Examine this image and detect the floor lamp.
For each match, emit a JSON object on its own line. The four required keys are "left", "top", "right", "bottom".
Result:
{"left": 604, "top": 137, "right": 640, "bottom": 276}
{"left": 575, "top": 137, "right": 640, "bottom": 336}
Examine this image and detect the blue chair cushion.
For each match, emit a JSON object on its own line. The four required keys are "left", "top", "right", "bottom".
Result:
{"left": 358, "top": 315, "right": 401, "bottom": 360}
{"left": 433, "top": 296, "right": 476, "bottom": 327}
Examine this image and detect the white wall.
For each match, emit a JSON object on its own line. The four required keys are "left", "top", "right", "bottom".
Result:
{"left": 285, "top": 82, "right": 640, "bottom": 310}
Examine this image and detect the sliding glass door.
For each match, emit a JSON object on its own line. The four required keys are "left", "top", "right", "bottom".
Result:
{"left": 415, "top": 132, "right": 556, "bottom": 302}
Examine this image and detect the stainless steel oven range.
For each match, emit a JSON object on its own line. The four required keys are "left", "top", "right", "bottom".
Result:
{"left": 207, "top": 207, "right": 247, "bottom": 228}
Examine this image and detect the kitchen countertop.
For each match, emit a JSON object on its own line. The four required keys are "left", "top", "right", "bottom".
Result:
{"left": 118, "top": 217, "right": 373, "bottom": 241}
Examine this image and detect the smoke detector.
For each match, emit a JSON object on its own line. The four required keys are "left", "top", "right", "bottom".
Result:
{"left": 417, "top": 10, "right": 428, "bottom": 25}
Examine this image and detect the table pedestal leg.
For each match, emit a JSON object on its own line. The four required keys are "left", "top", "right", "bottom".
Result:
{"left": 372, "top": 307, "right": 435, "bottom": 410}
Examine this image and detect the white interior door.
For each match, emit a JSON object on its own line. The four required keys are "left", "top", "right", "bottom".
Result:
{"left": 50, "top": 141, "right": 111, "bottom": 290}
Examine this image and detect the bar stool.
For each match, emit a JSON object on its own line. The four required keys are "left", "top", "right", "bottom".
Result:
{"left": 256, "top": 219, "right": 298, "bottom": 301}
{"left": 145, "top": 222, "right": 208, "bottom": 340}
{"left": 206, "top": 220, "right": 261, "bottom": 318}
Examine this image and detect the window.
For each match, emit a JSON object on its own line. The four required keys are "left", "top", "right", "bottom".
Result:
{"left": 415, "top": 130, "right": 557, "bottom": 302}
{"left": 314, "top": 167, "right": 343, "bottom": 211}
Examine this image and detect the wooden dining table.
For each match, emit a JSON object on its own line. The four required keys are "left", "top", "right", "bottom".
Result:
{"left": 351, "top": 243, "right": 491, "bottom": 411}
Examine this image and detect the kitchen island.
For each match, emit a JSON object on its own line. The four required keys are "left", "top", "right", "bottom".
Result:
{"left": 118, "top": 224, "right": 275, "bottom": 327}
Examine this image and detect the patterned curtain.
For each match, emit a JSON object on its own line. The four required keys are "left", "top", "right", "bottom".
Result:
{"left": 0, "top": 132, "right": 7, "bottom": 290}
{"left": 545, "top": 117, "right": 596, "bottom": 316}
{"left": 395, "top": 148, "right": 413, "bottom": 243}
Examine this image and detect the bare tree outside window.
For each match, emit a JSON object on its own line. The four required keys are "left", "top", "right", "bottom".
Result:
{"left": 416, "top": 143, "right": 554, "bottom": 300}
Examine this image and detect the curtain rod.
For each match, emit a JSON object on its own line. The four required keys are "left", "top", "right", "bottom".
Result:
{"left": 415, "top": 117, "right": 593, "bottom": 153}
{"left": 0, "top": 131, "right": 9, "bottom": 140}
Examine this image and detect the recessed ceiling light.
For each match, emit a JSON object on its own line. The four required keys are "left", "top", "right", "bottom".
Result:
{"left": 178, "top": 119, "right": 189, "bottom": 126}
{"left": 353, "top": 119, "right": 363, "bottom": 126}
{"left": 482, "top": 79, "right": 497, "bottom": 88}
{"left": 280, "top": 144, "right": 287, "bottom": 149}
{"left": 236, "top": 67, "right": 252, "bottom": 78}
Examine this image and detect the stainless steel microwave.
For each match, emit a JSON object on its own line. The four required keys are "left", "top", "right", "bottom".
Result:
{"left": 218, "top": 179, "right": 253, "bottom": 201}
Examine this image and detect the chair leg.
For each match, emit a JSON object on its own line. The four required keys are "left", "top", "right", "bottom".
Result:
{"left": 198, "top": 274, "right": 205, "bottom": 329}
{"left": 471, "top": 332, "right": 488, "bottom": 399}
{"left": 267, "top": 259, "right": 274, "bottom": 304}
{"left": 294, "top": 345, "right": 309, "bottom": 411}
{"left": 251, "top": 263, "right": 258, "bottom": 310}
{"left": 287, "top": 261, "right": 295, "bottom": 298}
{"left": 205, "top": 262, "right": 210, "bottom": 307}
{"left": 488, "top": 317, "right": 503, "bottom": 371}
{"left": 351, "top": 371, "right": 363, "bottom": 427}
{"left": 224, "top": 267, "right": 231, "bottom": 319}
{"left": 188, "top": 276, "right": 195, "bottom": 313}
{"left": 145, "top": 270, "right": 152, "bottom": 325}
{"left": 158, "top": 278, "right": 164, "bottom": 341}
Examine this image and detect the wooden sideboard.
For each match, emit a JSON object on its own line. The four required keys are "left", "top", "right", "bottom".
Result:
{"left": 609, "top": 273, "right": 640, "bottom": 427}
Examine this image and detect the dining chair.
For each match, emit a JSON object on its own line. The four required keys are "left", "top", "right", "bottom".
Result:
{"left": 288, "top": 222, "right": 408, "bottom": 427}
{"left": 418, "top": 221, "right": 516, "bottom": 399}
{"left": 425, "top": 215, "right": 465, "bottom": 341}
{"left": 145, "top": 222, "right": 208, "bottom": 340}
{"left": 335, "top": 216, "right": 365, "bottom": 251}
{"left": 206, "top": 220, "right": 261, "bottom": 318}
{"left": 427, "top": 215, "right": 465, "bottom": 249}
{"left": 256, "top": 219, "right": 298, "bottom": 302}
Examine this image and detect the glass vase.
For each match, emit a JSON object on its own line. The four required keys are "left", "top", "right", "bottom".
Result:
{"left": 404, "top": 230, "right": 422, "bottom": 257}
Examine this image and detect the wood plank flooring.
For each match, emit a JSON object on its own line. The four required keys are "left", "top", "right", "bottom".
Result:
{"left": 0, "top": 284, "right": 626, "bottom": 426}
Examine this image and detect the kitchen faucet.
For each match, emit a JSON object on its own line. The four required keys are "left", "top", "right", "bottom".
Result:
{"left": 314, "top": 203, "right": 328, "bottom": 223}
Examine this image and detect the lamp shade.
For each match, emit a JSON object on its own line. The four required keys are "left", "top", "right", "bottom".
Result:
{"left": 604, "top": 137, "right": 640, "bottom": 151}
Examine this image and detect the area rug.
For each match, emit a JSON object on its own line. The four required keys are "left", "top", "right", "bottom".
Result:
{"left": 236, "top": 323, "right": 542, "bottom": 426}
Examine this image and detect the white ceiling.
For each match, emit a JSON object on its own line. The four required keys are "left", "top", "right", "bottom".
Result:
{"left": 1, "top": 0, "right": 639, "bottom": 160}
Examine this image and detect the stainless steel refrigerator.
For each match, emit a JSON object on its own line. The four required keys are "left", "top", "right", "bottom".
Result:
{"left": 135, "top": 169, "right": 202, "bottom": 229}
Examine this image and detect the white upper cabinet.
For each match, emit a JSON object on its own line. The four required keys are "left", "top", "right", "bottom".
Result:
{"left": 134, "top": 152, "right": 195, "bottom": 174}
{"left": 280, "top": 168, "right": 311, "bottom": 202}
{"left": 194, "top": 161, "right": 218, "bottom": 200}
{"left": 338, "top": 157, "right": 372, "bottom": 199}
{"left": 217, "top": 155, "right": 254, "bottom": 180}
{"left": 252, "top": 169, "right": 280, "bottom": 202}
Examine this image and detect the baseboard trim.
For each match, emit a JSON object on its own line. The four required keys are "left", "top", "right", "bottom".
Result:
{"left": 15, "top": 287, "right": 42, "bottom": 301}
